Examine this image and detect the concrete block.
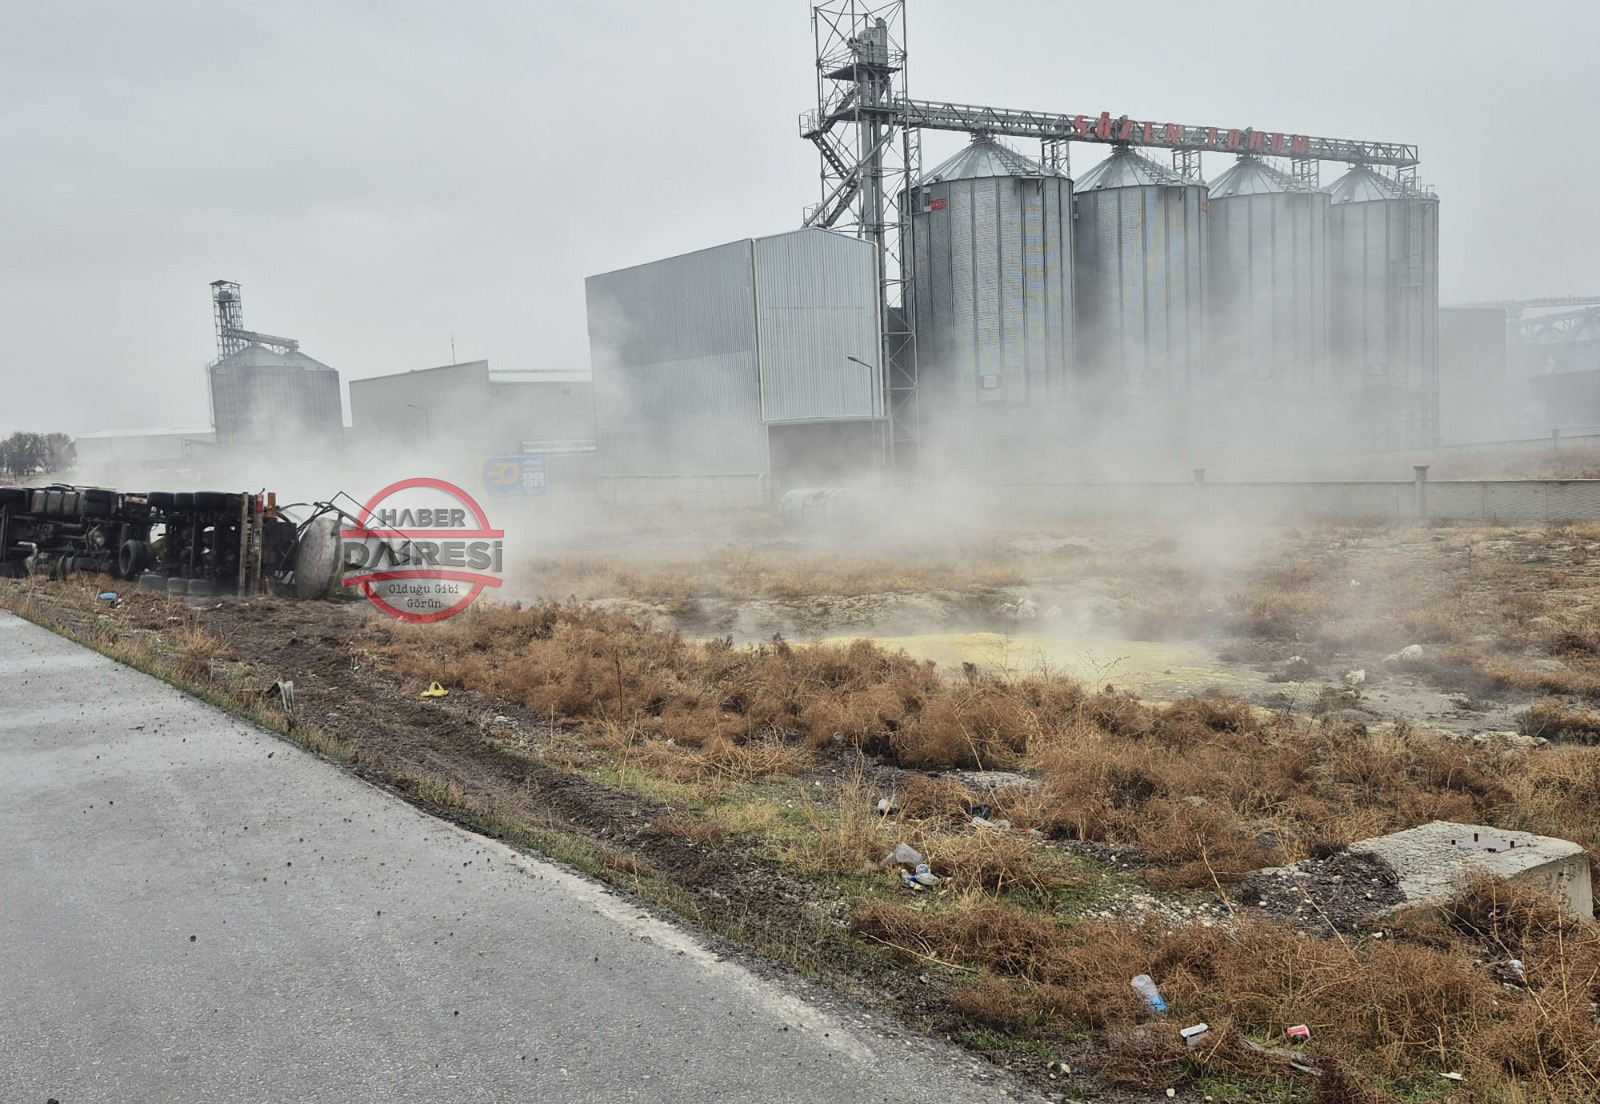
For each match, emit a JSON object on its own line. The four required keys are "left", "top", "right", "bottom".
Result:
{"left": 1351, "top": 820, "right": 1592, "bottom": 919}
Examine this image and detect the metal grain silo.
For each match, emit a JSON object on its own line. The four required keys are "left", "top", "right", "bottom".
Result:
{"left": 209, "top": 346, "right": 344, "bottom": 449}
{"left": 1325, "top": 165, "right": 1440, "bottom": 448}
{"left": 1206, "top": 156, "right": 1328, "bottom": 397}
{"left": 905, "top": 137, "right": 1073, "bottom": 410}
{"left": 1072, "top": 146, "right": 1207, "bottom": 399}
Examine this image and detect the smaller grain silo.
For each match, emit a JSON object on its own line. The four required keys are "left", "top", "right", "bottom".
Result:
{"left": 1325, "top": 165, "right": 1440, "bottom": 449}
{"left": 1072, "top": 146, "right": 1207, "bottom": 400}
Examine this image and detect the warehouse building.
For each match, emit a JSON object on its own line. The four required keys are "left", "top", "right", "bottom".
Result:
{"left": 585, "top": 227, "right": 882, "bottom": 505}
{"left": 348, "top": 360, "right": 595, "bottom": 491}
{"left": 73, "top": 425, "right": 216, "bottom": 485}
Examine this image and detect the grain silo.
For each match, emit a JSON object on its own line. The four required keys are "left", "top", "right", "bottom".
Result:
{"left": 906, "top": 136, "right": 1074, "bottom": 414}
{"left": 1325, "top": 165, "right": 1440, "bottom": 449}
{"left": 1072, "top": 146, "right": 1207, "bottom": 401}
{"left": 209, "top": 346, "right": 343, "bottom": 449}
{"left": 1206, "top": 155, "right": 1328, "bottom": 397}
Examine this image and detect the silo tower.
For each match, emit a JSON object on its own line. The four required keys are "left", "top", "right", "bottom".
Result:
{"left": 1206, "top": 154, "right": 1330, "bottom": 401}
{"left": 1072, "top": 146, "right": 1208, "bottom": 401}
{"left": 1325, "top": 166, "right": 1440, "bottom": 449}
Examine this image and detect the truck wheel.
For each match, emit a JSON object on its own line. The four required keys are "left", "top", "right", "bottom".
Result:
{"left": 118, "top": 540, "right": 149, "bottom": 580}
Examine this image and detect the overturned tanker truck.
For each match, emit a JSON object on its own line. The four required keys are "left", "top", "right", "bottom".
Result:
{"left": 0, "top": 484, "right": 345, "bottom": 599}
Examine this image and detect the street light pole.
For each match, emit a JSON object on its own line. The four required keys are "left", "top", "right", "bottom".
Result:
{"left": 845, "top": 355, "right": 888, "bottom": 469}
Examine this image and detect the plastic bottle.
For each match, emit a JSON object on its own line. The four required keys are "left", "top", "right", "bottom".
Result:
{"left": 1130, "top": 974, "right": 1167, "bottom": 1015}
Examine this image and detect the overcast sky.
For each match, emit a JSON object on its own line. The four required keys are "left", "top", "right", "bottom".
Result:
{"left": 2, "top": 0, "right": 1594, "bottom": 439}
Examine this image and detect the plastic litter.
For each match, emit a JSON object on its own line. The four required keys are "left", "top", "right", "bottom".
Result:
{"left": 876, "top": 797, "right": 899, "bottom": 816}
{"left": 1286, "top": 1023, "right": 1311, "bottom": 1044}
{"left": 1130, "top": 974, "right": 1167, "bottom": 1015}
{"left": 1508, "top": 958, "right": 1525, "bottom": 979}
{"left": 1180, "top": 1023, "right": 1210, "bottom": 1049}
{"left": 965, "top": 803, "right": 991, "bottom": 820}
{"left": 420, "top": 681, "right": 449, "bottom": 699}
{"left": 97, "top": 591, "right": 119, "bottom": 607}
{"left": 912, "top": 862, "right": 940, "bottom": 886}
{"left": 889, "top": 843, "right": 924, "bottom": 867}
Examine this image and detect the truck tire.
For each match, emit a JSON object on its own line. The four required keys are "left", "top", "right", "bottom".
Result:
{"left": 147, "top": 491, "right": 176, "bottom": 510}
{"left": 118, "top": 540, "right": 149, "bottom": 580}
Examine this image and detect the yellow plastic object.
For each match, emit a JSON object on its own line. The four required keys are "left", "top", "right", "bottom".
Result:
{"left": 420, "top": 681, "right": 449, "bottom": 699}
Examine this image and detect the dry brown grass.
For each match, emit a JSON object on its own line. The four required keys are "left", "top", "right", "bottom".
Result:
{"left": 374, "top": 602, "right": 1600, "bottom": 886}
{"left": 1520, "top": 701, "right": 1600, "bottom": 743}
{"left": 173, "top": 625, "right": 230, "bottom": 683}
{"left": 860, "top": 878, "right": 1600, "bottom": 1101}
{"left": 516, "top": 542, "right": 1025, "bottom": 603}
{"left": 374, "top": 602, "right": 1081, "bottom": 771}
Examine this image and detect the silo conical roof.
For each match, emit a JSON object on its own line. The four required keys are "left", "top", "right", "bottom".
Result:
{"left": 1208, "top": 155, "right": 1319, "bottom": 197}
{"left": 918, "top": 136, "right": 1056, "bottom": 184}
{"left": 1074, "top": 146, "right": 1190, "bottom": 190}
{"left": 214, "top": 346, "right": 290, "bottom": 371}
{"left": 1324, "top": 165, "right": 1409, "bottom": 204}
{"left": 281, "top": 350, "right": 337, "bottom": 373}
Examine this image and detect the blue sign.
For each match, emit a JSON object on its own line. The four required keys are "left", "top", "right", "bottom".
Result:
{"left": 483, "top": 456, "right": 547, "bottom": 497}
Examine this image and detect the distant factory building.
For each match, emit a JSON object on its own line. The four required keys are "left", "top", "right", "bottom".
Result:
{"left": 348, "top": 360, "right": 595, "bottom": 490}
{"left": 74, "top": 425, "right": 216, "bottom": 485}
{"left": 585, "top": 227, "right": 881, "bottom": 504}
{"left": 1438, "top": 307, "right": 1510, "bottom": 444}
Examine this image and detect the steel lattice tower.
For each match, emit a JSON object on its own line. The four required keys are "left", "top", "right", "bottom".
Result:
{"left": 802, "top": 2, "right": 920, "bottom": 469}
{"left": 211, "top": 280, "right": 247, "bottom": 359}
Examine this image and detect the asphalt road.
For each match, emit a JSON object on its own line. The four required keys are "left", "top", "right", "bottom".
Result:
{"left": 0, "top": 610, "right": 1040, "bottom": 1104}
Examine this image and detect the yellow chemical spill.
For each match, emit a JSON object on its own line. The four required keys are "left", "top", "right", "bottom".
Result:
{"left": 822, "top": 631, "right": 1277, "bottom": 703}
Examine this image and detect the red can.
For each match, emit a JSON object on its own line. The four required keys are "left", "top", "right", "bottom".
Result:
{"left": 1286, "top": 1024, "right": 1311, "bottom": 1043}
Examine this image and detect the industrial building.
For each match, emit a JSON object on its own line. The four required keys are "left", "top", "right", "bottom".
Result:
{"left": 1510, "top": 300, "right": 1600, "bottom": 427}
{"left": 586, "top": 227, "right": 881, "bottom": 504}
{"left": 580, "top": 3, "right": 1445, "bottom": 500}
{"left": 348, "top": 360, "right": 596, "bottom": 491}
{"left": 1438, "top": 307, "right": 1510, "bottom": 444}
{"left": 73, "top": 425, "right": 216, "bottom": 485}
{"left": 206, "top": 281, "right": 343, "bottom": 451}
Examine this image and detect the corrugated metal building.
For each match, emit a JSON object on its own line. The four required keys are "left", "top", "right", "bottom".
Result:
{"left": 348, "top": 360, "right": 597, "bottom": 492}
{"left": 74, "top": 425, "right": 216, "bottom": 485}
{"left": 585, "top": 227, "right": 881, "bottom": 503}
